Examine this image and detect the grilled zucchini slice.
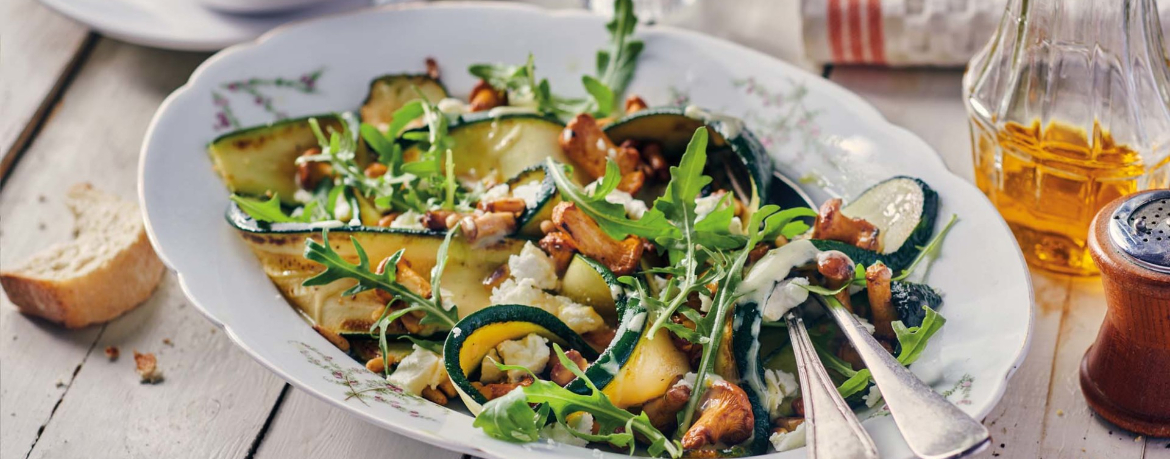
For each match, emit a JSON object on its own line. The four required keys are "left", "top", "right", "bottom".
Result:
{"left": 604, "top": 107, "right": 773, "bottom": 211}
{"left": 227, "top": 204, "right": 524, "bottom": 334}
{"left": 208, "top": 115, "right": 357, "bottom": 205}
{"left": 403, "top": 112, "right": 569, "bottom": 183}
{"left": 359, "top": 74, "right": 448, "bottom": 129}
{"left": 811, "top": 177, "right": 939, "bottom": 271}
{"left": 443, "top": 305, "right": 600, "bottom": 413}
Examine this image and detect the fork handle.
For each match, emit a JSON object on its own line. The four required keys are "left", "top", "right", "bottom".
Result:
{"left": 821, "top": 300, "right": 990, "bottom": 459}
{"left": 786, "top": 313, "right": 879, "bottom": 459}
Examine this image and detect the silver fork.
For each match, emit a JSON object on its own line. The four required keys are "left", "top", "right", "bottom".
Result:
{"left": 817, "top": 297, "right": 991, "bottom": 459}
{"left": 785, "top": 310, "right": 879, "bottom": 459}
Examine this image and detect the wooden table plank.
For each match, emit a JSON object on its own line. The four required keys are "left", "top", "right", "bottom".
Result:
{"left": 977, "top": 271, "right": 1070, "bottom": 459}
{"left": 253, "top": 389, "right": 463, "bottom": 459}
{"left": 0, "top": 0, "right": 93, "bottom": 181}
{"left": 0, "top": 38, "right": 286, "bottom": 459}
{"left": 1038, "top": 277, "right": 1148, "bottom": 459}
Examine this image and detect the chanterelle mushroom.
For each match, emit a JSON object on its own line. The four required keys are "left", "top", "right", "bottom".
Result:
{"left": 559, "top": 114, "right": 645, "bottom": 193}
{"left": 681, "top": 379, "right": 755, "bottom": 450}
{"left": 816, "top": 250, "right": 857, "bottom": 313}
{"left": 551, "top": 202, "right": 643, "bottom": 275}
{"left": 866, "top": 262, "right": 897, "bottom": 340}
{"left": 812, "top": 198, "right": 881, "bottom": 251}
{"left": 642, "top": 376, "right": 692, "bottom": 434}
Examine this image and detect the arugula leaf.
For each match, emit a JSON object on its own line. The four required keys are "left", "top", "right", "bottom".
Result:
{"left": 890, "top": 305, "right": 947, "bottom": 364}
{"left": 676, "top": 204, "right": 788, "bottom": 435}
{"left": 468, "top": 0, "right": 641, "bottom": 119}
{"left": 230, "top": 194, "right": 306, "bottom": 223}
{"left": 473, "top": 386, "right": 546, "bottom": 443}
{"left": 545, "top": 157, "right": 666, "bottom": 241}
{"left": 361, "top": 100, "right": 425, "bottom": 175}
{"left": 815, "top": 299, "right": 947, "bottom": 398}
{"left": 893, "top": 214, "right": 959, "bottom": 282}
{"left": 581, "top": 75, "right": 615, "bottom": 116}
{"left": 595, "top": 0, "right": 643, "bottom": 113}
{"left": 398, "top": 336, "right": 444, "bottom": 355}
{"left": 475, "top": 344, "right": 682, "bottom": 458}
{"left": 428, "top": 226, "right": 459, "bottom": 322}
{"left": 302, "top": 230, "right": 458, "bottom": 329}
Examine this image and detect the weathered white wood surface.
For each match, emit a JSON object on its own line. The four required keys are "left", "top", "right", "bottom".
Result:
{"left": 2, "top": 3, "right": 1169, "bottom": 459}
{"left": 253, "top": 389, "right": 463, "bottom": 459}
{"left": 0, "top": 39, "right": 287, "bottom": 459}
{"left": 0, "top": 0, "right": 92, "bottom": 180}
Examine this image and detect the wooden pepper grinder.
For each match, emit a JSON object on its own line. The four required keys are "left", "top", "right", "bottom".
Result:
{"left": 1081, "top": 189, "right": 1170, "bottom": 437}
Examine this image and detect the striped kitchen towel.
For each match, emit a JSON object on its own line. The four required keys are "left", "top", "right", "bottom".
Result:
{"left": 803, "top": 0, "right": 1170, "bottom": 67}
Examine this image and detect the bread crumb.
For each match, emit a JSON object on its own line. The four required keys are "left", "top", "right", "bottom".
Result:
{"left": 105, "top": 346, "right": 119, "bottom": 361}
{"left": 55, "top": 380, "right": 65, "bottom": 388}
{"left": 162, "top": 338, "right": 173, "bottom": 346}
{"left": 133, "top": 351, "right": 163, "bottom": 384}
{"left": 1056, "top": 409, "right": 1064, "bottom": 417}
{"left": 1136, "top": 436, "right": 1143, "bottom": 442}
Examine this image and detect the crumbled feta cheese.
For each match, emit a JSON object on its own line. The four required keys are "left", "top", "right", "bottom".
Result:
{"left": 761, "top": 278, "right": 810, "bottom": 321}
{"left": 510, "top": 182, "right": 544, "bottom": 208}
{"left": 482, "top": 184, "right": 511, "bottom": 202}
{"left": 764, "top": 369, "right": 800, "bottom": 419}
{"left": 678, "top": 371, "right": 724, "bottom": 390}
{"left": 863, "top": 385, "right": 883, "bottom": 408}
{"left": 694, "top": 193, "right": 724, "bottom": 221}
{"left": 293, "top": 189, "right": 315, "bottom": 204}
{"left": 604, "top": 190, "right": 648, "bottom": 219}
{"left": 496, "top": 334, "right": 551, "bottom": 381}
{"left": 386, "top": 345, "right": 446, "bottom": 396}
{"left": 333, "top": 193, "right": 353, "bottom": 221}
{"left": 490, "top": 278, "right": 545, "bottom": 309}
{"left": 541, "top": 413, "right": 594, "bottom": 447}
{"left": 729, "top": 216, "right": 745, "bottom": 235}
{"left": 437, "top": 98, "right": 469, "bottom": 115}
{"left": 490, "top": 277, "right": 604, "bottom": 334}
{"left": 480, "top": 348, "right": 504, "bottom": 383}
{"left": 698, "top": 293, "right": 713, "bottom": 313}
{"left": 769, "top": 422, "right": 806, "bottom": 452}
{"left": 438, "top": 288, "right": 455, "bottom": 310}
{"left": 583, "top": 180, "right": 600, "bottom": 195}
{"left": 558, "top": 303, "right": 605, "bottom": 334}
{"left": 390, "top": 210, "right": 425, "bottom": 229}
{"left": 853, "top": 313, "right": 876, "bottom": 335}
{"left": 509, "top": 242, "right": 560, "bottom": 290}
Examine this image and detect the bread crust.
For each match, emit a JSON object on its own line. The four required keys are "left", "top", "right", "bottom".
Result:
{"left": 0, "top": 185, "right": 165, "bottom": 328}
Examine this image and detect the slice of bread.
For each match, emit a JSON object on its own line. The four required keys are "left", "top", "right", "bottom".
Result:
{"left": 1, "top": 183, "right": 165, "bottom": 328}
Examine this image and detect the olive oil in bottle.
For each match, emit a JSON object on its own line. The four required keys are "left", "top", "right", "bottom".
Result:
{"left": 964, "top": 0, "right": 1170, "bottom": 275}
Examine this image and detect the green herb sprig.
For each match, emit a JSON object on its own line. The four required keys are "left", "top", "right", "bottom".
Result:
{"left": 474, "top": 343, "right": 683, "bottom": 458}
{"left": 468, "top": 0, "right": 642, "bottom": 119}
{"left": 303, "top": 228, "right": 459, "bottom": 376}
{"left": 230, "top": 194, "right": 316, "bottom": 223}
{"left": 302, "top": 229, "right": 459, "bottom": 328}
{"left": 675, "top": 203, "right": 801, "bottom": 435}
{"left": 814, "top": 304, "right": 947, "bottom": 398}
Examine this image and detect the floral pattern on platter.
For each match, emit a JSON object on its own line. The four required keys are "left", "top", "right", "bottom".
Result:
{"left": 940, "top": 373, "right": 975, "bottom": 406}
{"left": 866, "top": 374, "right": 975, "bottom": 419}
{"left": 211, "top": 68, "right": 325, "bottom": 131}
{"left": 293, "top": 341, "right": 440, "bottom": 421}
